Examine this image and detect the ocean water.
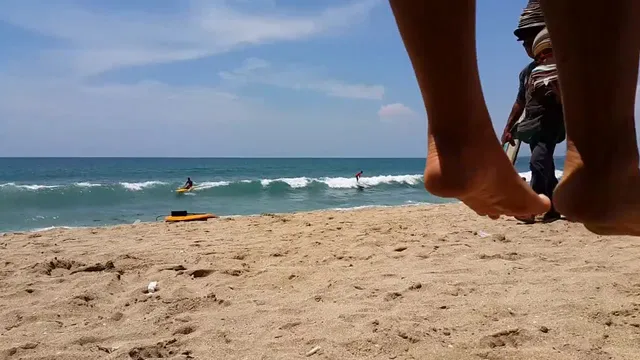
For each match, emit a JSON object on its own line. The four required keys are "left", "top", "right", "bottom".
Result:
{"left": 0, "top": 157, "right": 565, "bottom": 232}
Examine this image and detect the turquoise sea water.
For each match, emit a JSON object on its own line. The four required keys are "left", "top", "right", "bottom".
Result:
{"left": 0, "top": 157, "right": 565, "bottom": 232}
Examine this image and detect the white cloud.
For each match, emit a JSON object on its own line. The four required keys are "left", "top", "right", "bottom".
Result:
{"left": 378, "top": 103, "right": 417, "bottom": 121}
{"left": 0, "top": 0, "right": 381, "bottom": 76}
{"left": 0, "top": 75, "right": 424, "bottom": 157}
{"left": 0, "top": 76, "right": 256, "bottom": 129}
{"left": 220, "top": 58, "right": 385, "bottom": 100}
{"left": 0, "top": 74, "right": 286, "bottom": 156}
{"left": 0, "top": 0, "right": 395, "bottom": 156}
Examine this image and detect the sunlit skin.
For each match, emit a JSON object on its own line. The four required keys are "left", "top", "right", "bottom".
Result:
{"left": 389, "top": 0, "right": 640, "bottom": 235}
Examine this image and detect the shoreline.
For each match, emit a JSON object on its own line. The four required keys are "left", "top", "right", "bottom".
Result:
{"left": 2, "top": 202, "right": 638, "bottom": 359}
{"left": 1, "top": 201, "right": 439, "bottom": 236}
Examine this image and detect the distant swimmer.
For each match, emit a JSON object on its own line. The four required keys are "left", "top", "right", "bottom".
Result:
{"left": 183, "top": 177, "right": 193, "bottom": 190}
{"left": 355, "top": 170, "right": 363, "bottom": 183}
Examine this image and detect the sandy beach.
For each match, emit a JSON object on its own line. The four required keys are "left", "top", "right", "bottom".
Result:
{"left": 1, "top": 203, "right": 640, "bottom": 359}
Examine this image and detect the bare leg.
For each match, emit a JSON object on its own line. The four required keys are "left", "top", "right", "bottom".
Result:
{"left": 539, "top": 0, "right": 640, "bottom": 235}
{"left": 389, "top": 0, "right": 550, "bottom": 217}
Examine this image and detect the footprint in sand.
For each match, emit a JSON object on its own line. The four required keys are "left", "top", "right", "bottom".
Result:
{"left": 70, "top": 292, "right": 97, "bottom": 307}
{"left": 110, "top": 312, "right": 124, "bottom": 321}
{"left": 478, "top": 252, "right": 523, "bottom": 261}
{"left": 128, "top": 339, "right": 182, "bottom": 360}
{"left": 173, "top": 325, "right": 196, "bottom": 336}
{"left": 384, "top": 292, "right": 402, "bottom": 301}
{"left": 31, "top": 258, "right": 85, "bottom": 276}
{"left": 72, "top": 336, "right": 101, "bottom": 346}
{"left": 407, "top": 282, "right": 422, "bottom": 291}
{"left": 3, "top": 342, "right": 39, "bottom": 358}
{"left": 479, "top": 328, "right": 528, "bottom": 349}
{"left": 186, "top": 269, "right": 215, "bottom": 278}
{"left": 590, "top": 306, "right": 640, "bottom": 328}
{"left": 397, "top": 330, "right": 421, "bottom": 343}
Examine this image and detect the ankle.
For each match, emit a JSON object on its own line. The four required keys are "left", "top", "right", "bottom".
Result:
{"left": 579, "top": 157, "right": 639, "bottom": 178}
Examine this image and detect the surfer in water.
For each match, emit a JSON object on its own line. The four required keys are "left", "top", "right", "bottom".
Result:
{"left": 183, "top": 177, "right": 193, "bottom": 190}
{"left": 389, "top": 0, "right": 640, "bottom": 235}
{"left": 355, "top": 171, "right": 364, "bottom": 190}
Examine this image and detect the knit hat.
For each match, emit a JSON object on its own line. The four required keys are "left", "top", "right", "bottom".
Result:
{"left": 514, "top": 0, "right": 546, "bottom": 40}
{"left": 532, "top": 27, "right": 552, "bottom": 58}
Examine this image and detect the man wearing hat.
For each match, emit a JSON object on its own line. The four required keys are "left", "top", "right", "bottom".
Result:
{"left": 501, "top": 0, "right": 546, "bottom": 148}
{"left": 501, "top": 0, "right": 563, "bottom": 222}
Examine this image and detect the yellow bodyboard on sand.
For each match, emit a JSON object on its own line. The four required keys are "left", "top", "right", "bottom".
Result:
{"left": 164, "top": 213, "right": 217, "bottom": 222}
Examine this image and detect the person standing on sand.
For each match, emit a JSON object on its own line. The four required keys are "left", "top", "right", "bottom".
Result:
{"left": 501, "top": 0, "right": 563, "bottom": 223}
{"left": 515, "top": 27, "right": 565, "bottom": 223}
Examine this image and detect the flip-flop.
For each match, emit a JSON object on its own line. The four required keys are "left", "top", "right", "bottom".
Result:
{"left": 541, "top": 212, "right": 562, "bottom": 224}
{"left": 515, "top": 216, "right": 536, "bottom": 224}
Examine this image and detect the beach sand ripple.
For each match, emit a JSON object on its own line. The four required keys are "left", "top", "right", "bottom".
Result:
{"left": 1, "top": 204, "right": 640, "bottom": 359}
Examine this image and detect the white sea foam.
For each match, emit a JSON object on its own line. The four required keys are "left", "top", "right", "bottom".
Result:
{"left": 261, "top": 177, "right": 309, "bottom": 188}
{"left": 193, "top": 181, "right": 231, "bottom": 190}
{"left": 321, "top": 174, "right": 423, "bottom": 189}
{"left": 0, "top": 170, "right": 566, "bottom": 194}
{"left": 518, "top": 170, "right": 564, "bottom": 183}
{"left": 120, "top": 181, "right": 166, "bottom": 191}
{"left": 75, "top": 182, "right": 102, "bottom": 188}
{"left": 0, "top": 182, "right": 61, "bottom": 190}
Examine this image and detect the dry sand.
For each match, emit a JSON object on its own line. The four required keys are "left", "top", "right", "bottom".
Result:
{"left": 1, "top": 203, "right": 640, "bottom": 359}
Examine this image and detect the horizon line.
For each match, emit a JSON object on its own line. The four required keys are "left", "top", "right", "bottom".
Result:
{"left": 0, "top": 155, "right": 565, "bottom": 159}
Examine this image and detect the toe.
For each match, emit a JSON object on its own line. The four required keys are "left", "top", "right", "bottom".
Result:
{"left": 537, "top": 194, "right": 552, "bottom": 212}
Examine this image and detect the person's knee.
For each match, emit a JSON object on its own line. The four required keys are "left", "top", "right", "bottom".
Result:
{"left": 529, "top": 154, "right": 545, "bottom": 172}
{"left": 531, "top": 144, "right": 554, "bottom": 166}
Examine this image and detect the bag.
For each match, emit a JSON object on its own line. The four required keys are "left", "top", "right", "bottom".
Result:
{"left": 514, "top": 116, "right": 541, "bottom": 144}
{"left": 510, "top": 109, "right": 537, "bottom": 145}
{"left": 515, "top": 79, "right": 545, "bottom": 144}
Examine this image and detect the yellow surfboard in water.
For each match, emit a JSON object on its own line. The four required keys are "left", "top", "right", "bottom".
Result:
{"left": 176, "top": 187, "right": 195, "bottom": 193}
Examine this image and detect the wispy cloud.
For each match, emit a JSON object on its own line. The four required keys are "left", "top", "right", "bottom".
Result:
{"left": 378, "top": 103, "right": 417, "bottom": 121}
{"left": 0, "top": 0, "right": 403, "bottom": 156}
{"left": 0, "top": 76, "right": 252, "bottom": 128}
{"left": 0, "top": 0, "right": 381, "bottom": 76}
{"left": 0, "top": 73, "right": 281, "bottom": 156}
{"left": 219, "top": 58, "right": 385, "bottom": 100}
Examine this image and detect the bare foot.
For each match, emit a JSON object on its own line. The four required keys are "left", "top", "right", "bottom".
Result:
{"left": 553, "top": 144, "right": 640, "bottom": 235}
{"left": 535, "top": 0, "right": 640, "bottom": 235}
{"left": 424, "top": 128, "right": 551, "bottom": 218}
{"left": 385, "top": 0, "right": 550, "bottom": 219}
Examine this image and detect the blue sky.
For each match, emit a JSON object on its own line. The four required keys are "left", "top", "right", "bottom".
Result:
{"left": 0, "top": 0, "right": 635, "bottom": 157}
